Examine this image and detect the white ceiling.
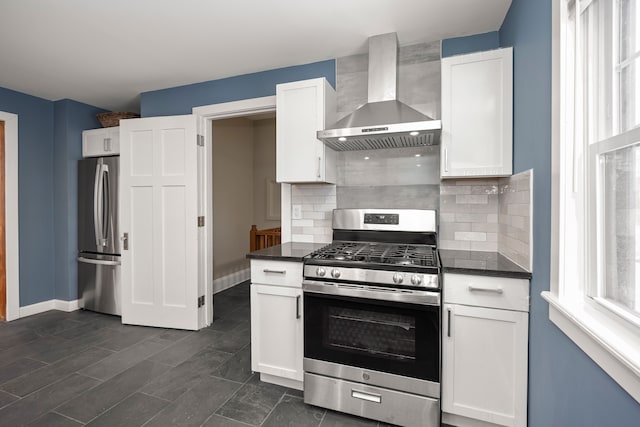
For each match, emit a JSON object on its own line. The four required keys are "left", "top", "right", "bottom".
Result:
{"left": 1, "top": 0, "right": 511, "bottom": 113}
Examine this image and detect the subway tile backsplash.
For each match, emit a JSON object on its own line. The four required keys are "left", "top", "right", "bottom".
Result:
{"left": 290, "top": 184, "right": 336, "bottom": 243}
{"left": 439, "top": 170, "right": 533, "bottom": 271}
{"left": 498, "top": 170, "right": 533, "bottom": 271}
{"left": 440, "top": 180, "right": 500, "bottom": 252}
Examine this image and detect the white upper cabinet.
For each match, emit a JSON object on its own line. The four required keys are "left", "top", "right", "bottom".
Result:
{"left": 276, "top": 78, "right": 337, "bottom": 184}
{"left": 441, "top": 47, "right": 513, "bottom": 178}
{"left": 82, "top": 127, "right": 120, "bottom": 157}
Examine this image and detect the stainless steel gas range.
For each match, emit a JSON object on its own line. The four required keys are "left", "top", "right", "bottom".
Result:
{"left": 302, "top": 208, "right": 441, "bottom": 427}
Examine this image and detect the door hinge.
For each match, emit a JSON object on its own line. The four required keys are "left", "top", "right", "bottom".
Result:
{"left": 197, "top": 216, "right": 205, "bottom": 227}
{"left": 197, "top": 134, "right": 205, "bottom": 147}
{"left": 197, "top": 295, "right": 205, "bottom": 308}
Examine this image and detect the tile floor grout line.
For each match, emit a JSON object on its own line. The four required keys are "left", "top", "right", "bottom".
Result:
{"left": 201, "top": 411, "right": 256, "bottom": 427}
{"left": 77, "top": 390, "right": 139, "bottom": 426}
{"left": 50, "top": 409, "right": 88, "bottom": 425}
{"left": 257, "top": 388, "right": 294, "bottom": 427}
{"left": 204, "top": 375, "right": 246, "bottom": 421}
{"left": 138, "top": 390, "right": 174, "bottom": 404}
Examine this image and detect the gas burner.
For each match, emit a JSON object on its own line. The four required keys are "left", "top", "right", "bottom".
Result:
{"left": 308, "top": 242, "right": 438, "bottom": 269}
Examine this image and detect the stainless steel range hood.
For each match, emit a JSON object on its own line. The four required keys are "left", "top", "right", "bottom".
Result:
{"left": 318, "top": 33, "right": 441, "bottom": 151}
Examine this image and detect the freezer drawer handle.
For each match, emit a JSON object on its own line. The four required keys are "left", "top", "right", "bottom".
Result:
{"left": 263, "top": 269, "right": 286, "bottom": 274}
{"left": 78, "top": 256, "right": 121, "bottom": 266}
{"left": 351, "top": 390, "right": 382, "bottom": 404}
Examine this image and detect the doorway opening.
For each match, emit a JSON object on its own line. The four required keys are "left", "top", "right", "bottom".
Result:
{"left": 211, "top": 113, "right": 280, "bottom": 294}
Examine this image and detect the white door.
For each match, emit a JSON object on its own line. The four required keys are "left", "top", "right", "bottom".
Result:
{"left": 120, "top": 115, "right": 201, "bottom": 330}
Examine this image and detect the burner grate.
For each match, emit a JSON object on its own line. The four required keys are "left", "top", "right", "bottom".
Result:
{"left": 309, "top": 242, "right": 437, "bottom": 268}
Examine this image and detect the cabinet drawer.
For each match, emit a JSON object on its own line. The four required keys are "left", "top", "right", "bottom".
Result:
{"left": 443, "top": 273, "right": 529, "bottom": 312}
{"left": 251, "top": 260, "right": 303, "bottom": 287}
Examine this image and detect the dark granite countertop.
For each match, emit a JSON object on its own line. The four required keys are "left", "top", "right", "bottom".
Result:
{"left": 246, "top": 242, "right": 328, "bottom": 262}
{"left": 439, "top": 250, "right": 532, "bottom": 279}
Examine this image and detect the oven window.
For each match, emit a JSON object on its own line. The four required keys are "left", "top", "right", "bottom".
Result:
{"left": 305, "top": 293, "right": 439, "bottom": 382}
{"left": 326, "top": 307, "right": 417, "bottom": 361}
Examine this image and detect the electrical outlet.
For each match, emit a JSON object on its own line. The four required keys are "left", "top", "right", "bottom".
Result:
{"left": 292, "top": 204, "right": 303, "bottom": 219}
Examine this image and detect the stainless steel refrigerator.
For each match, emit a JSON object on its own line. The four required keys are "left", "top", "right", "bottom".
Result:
{"left": 78, "top": 156, "right": 121, "bottom": 315}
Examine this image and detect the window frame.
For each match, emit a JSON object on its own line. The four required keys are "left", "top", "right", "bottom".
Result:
{"left": 588, "top": 128, "right": 640, "bottom": 327}
{"left": 547, "top": 0, "right": 640, "bottom": 404}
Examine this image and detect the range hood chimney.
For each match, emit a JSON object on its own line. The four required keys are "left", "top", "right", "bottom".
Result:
{"left": 318, "top": 32, "right": 441, "bottom": 151}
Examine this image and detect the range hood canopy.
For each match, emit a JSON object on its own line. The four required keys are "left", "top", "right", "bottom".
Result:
{"left": 318, "top": 32, "right": 441, "bottom": 151}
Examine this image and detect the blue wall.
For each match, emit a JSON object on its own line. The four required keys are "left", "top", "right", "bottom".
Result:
{"left": 441, "top": 31, "right": 500, "bottom": 58}
{"left": 141, "top": 60, "right": 336, "bottom": 117}
{"left": 0, "top": 87, "right": 56, "bottom": 306}
{"left": 497, "top": 0, "right": 640, "bottom": 425}
{"left": 53, "top": 100, "right": 105, "bottom": 301}
{"left": 1, "top": 88, "right": 104, "bottom": 307}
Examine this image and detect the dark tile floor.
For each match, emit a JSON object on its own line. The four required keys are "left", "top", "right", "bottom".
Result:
{"left": 0, "top": 282, "right": 399, "bottom": 427}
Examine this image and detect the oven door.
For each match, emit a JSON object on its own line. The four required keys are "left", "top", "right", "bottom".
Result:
{"left": 303, "top": 280, "right": 440, "bottom": 386}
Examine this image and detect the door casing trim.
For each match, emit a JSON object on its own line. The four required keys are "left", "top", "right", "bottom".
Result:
{"left": 0, "top": 112, "right": 19, "bottom": 321}
{"left": 193, "top": 96, "right": 292, "bottom": 327}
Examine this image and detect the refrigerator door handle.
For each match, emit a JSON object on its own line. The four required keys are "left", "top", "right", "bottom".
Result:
{"left": 101, "top": 165, "right": 110, "bottom": 247}
{"left": 78, "top": 256, "right": 121, "bottom": 266}
{"left": 93, "top": 162, "right": 102, "bottom": 247}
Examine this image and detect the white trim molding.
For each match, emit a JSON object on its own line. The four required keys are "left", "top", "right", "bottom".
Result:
{"left": 543, "top": 291, "right": 640, "bottom": 403}
{"left": 192, "top": 96, "right": 278, "bottom": 324}
{"left": 19, "top": 299, "right": 80, "bottom": 318}
{"left": 212, "top": 268, "right": 251, "bottom": 294}
{"left": 0, "top": 111, "right": 19, "bottom": 321}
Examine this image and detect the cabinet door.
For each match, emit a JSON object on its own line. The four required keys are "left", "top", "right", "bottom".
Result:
{"left": 250, "top": 284, "right": 303, "bottom": 381}
{"left": 441, "top": 47, "right": 513, "bottom": 178}
{"left": 82, "top": 127, "right": 120, "bottom": 157}
{"left": 276, "top": 78, "right": 336, "bottom": 183}
{"left": 442, "top": 303, "right": 528, "bottom": 427}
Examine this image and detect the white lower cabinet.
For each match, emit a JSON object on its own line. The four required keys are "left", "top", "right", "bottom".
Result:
{"left": 442, "top": 273, "right": 529, "bottom": 427}
{"left": 250, "top": 260, "right": 304, "bottom": 390}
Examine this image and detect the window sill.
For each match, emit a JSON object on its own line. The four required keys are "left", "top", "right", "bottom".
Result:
{"left": 542, "top": 291, "right": 640, "bottom": 403}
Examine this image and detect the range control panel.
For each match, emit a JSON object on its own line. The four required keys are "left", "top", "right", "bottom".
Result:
{"left": 364, "top": 213, "right": 400, "bottom": 225}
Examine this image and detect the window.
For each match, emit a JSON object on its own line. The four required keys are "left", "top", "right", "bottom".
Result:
{"left": 581, "top": 0, "right": 640, "bottom": 324}
{"left": 548, "top": 0, "right": 640, "bottom": 402}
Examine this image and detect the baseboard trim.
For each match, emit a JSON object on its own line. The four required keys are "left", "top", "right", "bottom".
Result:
{"left": 18, "top": 299, "right": 80, "bottom": 318}
{"left": 260, "top": 373, "right": 303, "bottom": 391}
{"left": 213, "top": 268, "right": 250, "bottom": 294}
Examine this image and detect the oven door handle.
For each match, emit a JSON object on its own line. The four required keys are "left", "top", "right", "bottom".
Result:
{"left": 302, "top": 280, "right": 440, "bottom": 306}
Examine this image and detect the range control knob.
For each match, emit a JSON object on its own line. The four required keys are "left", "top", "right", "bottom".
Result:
{"left": 393, "top": 273, "right": 404, "bottom": 284}
{"left": 411, "top": 275, "right": 423, "bottom": 286}
{"left": 331, "top": 269, "right": 341, "bottom": 279}
{"left": 316, "top": 267, "right": 326, "bottom": 277}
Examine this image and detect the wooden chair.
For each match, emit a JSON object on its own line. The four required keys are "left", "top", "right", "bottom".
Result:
{"left": 250, "top": 224, "right": 282, "bottom": 252}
